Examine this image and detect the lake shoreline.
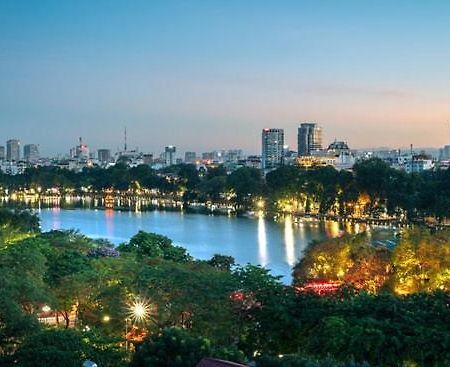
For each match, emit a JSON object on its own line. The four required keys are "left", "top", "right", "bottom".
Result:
{"left": 35, "top": 207, "right": 370, "bottom": 284}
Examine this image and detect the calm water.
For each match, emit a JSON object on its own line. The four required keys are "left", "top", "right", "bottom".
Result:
{"left": 38, "top": 209, "right": 359, "bottom": 283}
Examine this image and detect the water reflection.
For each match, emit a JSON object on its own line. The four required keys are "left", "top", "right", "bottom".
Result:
{"left": 51, "top": 207, "right": 61, "bottom": 230}
{"left": 284, "top": 216, "right": 296, "bottom": 266}
{"left": 324, "top": 220, "right": 341, "bottom": 238}
{"left": 257, "top": 216, "right": 268, "bottom": 266}
{"left": 38, "top": 209, "right": 380, "bottom": 283}
{"left": 105, "top": 209, "right": 114, "bottom": 239}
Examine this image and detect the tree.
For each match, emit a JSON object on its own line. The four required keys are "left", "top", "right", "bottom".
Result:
{"left": 207, "top": 254, "right": 235, "bottom": 272}
{"left": 392, "top": 229, "right": 450, "bottom": 294}
{"left": 131, "top": 327, "right": 212, "bottom": 367}
{"left": 293, "top": 233, "right": 392, "bottom": 293}
{"left": 135, "top": 259, "right": 239, "bottom": 344}
{"left": 14, "top": 329, "right": 87, "bottom": 367}
{"left": 15, "top": 328, "right": 126, "bottom": 367}
{"left": 118, "top": 231, "right": 191, "bottom": 262}
{"left": 0, "top": 237, "right": 48, "bottom": 357}
{"left": 227, "top": 168, "right": 265, "bottom": 208}
{"left": 198, "top": 176, "right": 227, "bottom": 201}
{"left": 256, "top": 355, "right": 370, "bottom": 367}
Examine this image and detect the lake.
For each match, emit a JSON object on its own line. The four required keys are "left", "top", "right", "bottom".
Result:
{"left": 38, "top": 208, "right": 364, "bottom": 283}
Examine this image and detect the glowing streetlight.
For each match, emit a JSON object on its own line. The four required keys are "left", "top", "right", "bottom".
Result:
{"left": 102, "top": 315, "right": 111, "bottom": 323}
{"left": 42, "top": 305, "right": 51, "bottom": 313}
{"left": 127, "top": 297, "right": 151, "bottom": 324}
{"left": 125, "top": 297, "right": 151, "bottom": 351}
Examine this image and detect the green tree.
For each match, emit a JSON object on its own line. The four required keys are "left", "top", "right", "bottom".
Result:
{"left": 14, "top": 329, "right": 87, "bottom": 367}
{"left": 207, "top": 254, "right": 236, "bottom": 272}
{"left": 135, "top": 259, "right": 239, "bottom": 344}
{"left": 118, "top": 231, "right": 191, "bottom": 262}
{"left": 0, "top": 237, "right": 48, "bottom": 357}
{"left": 227, "top": 167, "right": 265, "bottom": 208}
{"left": 131, "top": 327, "right": 212, "bottom": 367}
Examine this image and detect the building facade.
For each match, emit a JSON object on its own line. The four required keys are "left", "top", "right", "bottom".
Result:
{"left": 0, "top": 146, "right": 5, "bottom": 161}
{"left": 6, "top": 139, "right": 20, "bottom": 161}
{"left": 185, "top": 151, "right": 197, "bottom": 164}
{"left": 164, "top": 146, "right": 176, "bottom": 166}
{"left": 97, "top": 149, "right": 112, "bottom": 164}
{"left": 24, "top": 144, "right": 39, "bottom": 163}
{"left": 405, "top": 155, "right": 434, "bottom": 173}
{"left": 297, "top": 123, "right": 322, "bottom": 156}
{"left": 262, "top": 128, "right": 284, "bottom": 171}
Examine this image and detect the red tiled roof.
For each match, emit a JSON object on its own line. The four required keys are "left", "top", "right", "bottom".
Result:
{"left": 196, "top": 358, "right": 247, "bottom": 367}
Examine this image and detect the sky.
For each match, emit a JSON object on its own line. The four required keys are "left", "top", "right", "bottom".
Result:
{"left": 1, "top": 0, "right": 450, "bottom": 156}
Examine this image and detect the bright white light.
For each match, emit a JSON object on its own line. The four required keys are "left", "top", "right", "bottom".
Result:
{"left": 257, "top": 216, "right": 267, "bottom": 266}
{"left": 284, "top": 215, "right": 296, "bottom": 266}
{"left": 128, "top": 297, "right": 151, "bottom": 323}
{"left": 42, "top": 305, "right": 51, "bottom": 313}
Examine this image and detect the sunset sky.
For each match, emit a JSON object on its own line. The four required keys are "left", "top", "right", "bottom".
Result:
{"left": 1, "top": 0, "right": 450, "bottom": 155}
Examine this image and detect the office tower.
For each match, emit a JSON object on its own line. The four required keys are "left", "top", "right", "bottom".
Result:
{"left": 164, "top": 146, "right": 176, "bottom": 166}
{"left": 262, "top": 128, "right": 284, "bottom": 171}
{"left": 97, "top": 149, "right": 111, "bottom": 164}
{"left": 0, "top": 146, "right": 5, "bottom": 161}
{"left": 23, "top": 144, "right": 39, "bottom": 162}
{"left": 185, "top": 151, "right": 197, "bottom": 164}
{"left": 297, "top": 122, "right": 322, "bottom": 156}
{"left": 6, "top": 139, "right": 20, "bottom": 161}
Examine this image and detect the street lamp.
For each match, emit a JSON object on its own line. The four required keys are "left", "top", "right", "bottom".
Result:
{"left": 42, "top": 305, "right": 51, "bottom": 313}
{"left": 127, "top": 297, "right": 151, "bottom": 323}
{"left": 125, "top": 297, "right": 151, "bottom": 351}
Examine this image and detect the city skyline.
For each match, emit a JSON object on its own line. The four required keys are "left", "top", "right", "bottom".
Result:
{"left": 2, "top": 1, "right": 450, "bottom": 155}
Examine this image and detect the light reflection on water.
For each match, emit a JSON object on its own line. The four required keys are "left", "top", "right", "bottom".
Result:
{"left": 257, "top": 216, "right": 268, "bottom": 266}
{"left": 38, "top": 209, "right": 362, "bottom": 283}
{"left": 284, "top": 216, "right": 296, "bottom": 267}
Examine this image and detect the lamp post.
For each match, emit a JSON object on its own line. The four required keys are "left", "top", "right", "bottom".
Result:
{"left": 125, "top": 317, "right": 129, "bottom": 352}
{"left": 125, "top": 297, "right": 151, "bottom": 351}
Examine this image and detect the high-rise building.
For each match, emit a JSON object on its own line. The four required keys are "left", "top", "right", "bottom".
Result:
{"left": 185, "top": 152, "right": 197, "bottom": 164}
{"left": 164, "top": 146, "right": 176, "bottom": 166}
{"left": 262, "top": 128, "right": 284, "bottom": 171}
{"left": 297, "top": 122, "right": 322, "bottom": 156}
{"left": 97, "top": 149, "right": 111, "bottom": 164}
{"left": 6, "top": 139, "right": 20, "bottom": 161}
{"left": 23, "top": 144, "right": 39, "bottom": 162}
{"left": 0, "top": 146, "right": 5, "bottom": 161}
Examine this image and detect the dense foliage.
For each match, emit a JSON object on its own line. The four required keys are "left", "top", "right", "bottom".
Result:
{"left": 0, "top": 210, "right": 449, "bottom": 367}
{"left": 293, "top": 229, "right": 450, "bottom": 294}
{"left": 2, "top": 158, "right": 450, "bottom": 220}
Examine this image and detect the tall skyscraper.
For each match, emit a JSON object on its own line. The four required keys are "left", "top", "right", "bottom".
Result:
{"left": 6, "top": 139, "right": 20, "bottom": 161}
{"left": 164, "top": 146, "right": 176, "bottom": 166}
{"left": 23, "top": 144, "right": 39, "bottom": 162}
{"left": 297, "top": 122, "right": 322, "bottom": 156}
{"left": 262, "top": 128, "right": 284, "bottom": 171}
{"left": 0, "top": 146, "right": 5, "bottom": 161}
